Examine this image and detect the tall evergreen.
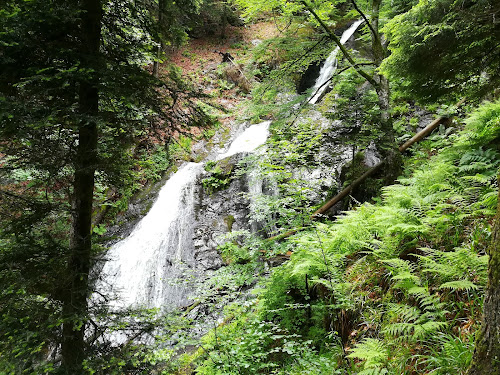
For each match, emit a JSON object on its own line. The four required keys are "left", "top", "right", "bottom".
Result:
{"left": 381, "top": 0, "right": 500, "bottom": 103}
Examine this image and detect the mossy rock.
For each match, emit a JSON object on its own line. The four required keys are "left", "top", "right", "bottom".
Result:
{"left": 202, "top": 159, "right": 235, "bottom": 195}
{"left": 340, "top": 151, "right": 383, "bottom": 208}
{"left": 224, "top": 214, "right": 235, "bottom": 232}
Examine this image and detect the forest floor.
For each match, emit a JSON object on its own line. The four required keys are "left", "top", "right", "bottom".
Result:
{"left": 163, "top": 21, "right": 277, "bottom": 128}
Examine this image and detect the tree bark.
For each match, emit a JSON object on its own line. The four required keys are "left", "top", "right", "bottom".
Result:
{"left": 370, "top": 0, "right": 401, "bottom": 181}
{"left": 61, "top": 0, "right": 101, "bottom": 372}
{"left": 153, "top": 0, "right": 165, "bottom": 78}
{"left": 153, "top": 45, "right": 161, "bottom": 78}
{"left": 467, "top": 173, "right": 500, "bottom": 374}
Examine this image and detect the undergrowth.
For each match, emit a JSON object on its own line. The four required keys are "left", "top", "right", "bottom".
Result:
{"left": 180, "top": 100, "right": 500, "bottom": 374}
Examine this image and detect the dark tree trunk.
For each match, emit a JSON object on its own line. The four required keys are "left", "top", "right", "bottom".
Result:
{"left": 371, "top": 0, "right": 401, "bottom": 181}
{"left": 153, "top": 45, "right": 161, "bottom": 78}
{"left": 61, "top": 0, "right": 101, "bottom": 372}
{"left": 153, "top": 0, "right": 164, "bottom": 78}
{"left": 375, "top": 75, "right": 401, "bottom": 182}
{"left": 221, "top": 0, "right": 228, "bottom": 39}
{"left": 468, "top": 173, "right": 500, "bottom": 374}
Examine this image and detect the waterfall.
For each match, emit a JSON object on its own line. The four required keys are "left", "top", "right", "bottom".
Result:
{"left": 308, "top": 20, "right": 364, "bottom": 104}
{"left": 101, "top": 18, "right": 363, "bottom": 311}
{"left": 216, "top": 121, "right": 270, "bottom": 161}
{"left": 101, "top": 121, "right": 270, "bottom": 311}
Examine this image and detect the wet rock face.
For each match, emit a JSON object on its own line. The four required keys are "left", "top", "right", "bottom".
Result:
{"left": 193, "top": 154, "right": 252, "bottom": 271}
{"left": 298, "top": 61, "right": 322, "bottom": 94}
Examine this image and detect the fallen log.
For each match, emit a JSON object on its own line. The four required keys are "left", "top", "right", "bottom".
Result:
{"left": 399, "top": 98, "right": 465, "bottom": 152}
{"left": 311, "top": 161, "right": 384, "bottom": 219}
{"left": 398, "top": 116, "right": 448, "bottom": 153}
{"left": 266, "top": 101, "right": 465, "bottom": 242}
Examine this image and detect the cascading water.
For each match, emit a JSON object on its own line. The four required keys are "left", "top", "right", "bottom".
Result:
{"left": 216, "top": 121, "right": 270, "bottom": 161}
{"left": 101, "top": 121, "right": 270, "bottom": 311}
{"left": 102, "top": 20, "right": 363, "bottom": 312}
{"left": 308, "top": 20, "right": 364, "bottom": 104}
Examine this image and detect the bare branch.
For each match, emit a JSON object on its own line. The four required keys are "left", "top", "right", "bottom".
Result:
{"left": 350, "top": 0, "right": 380, "bottom": 44}
{"left": 300, "top": 0, "right": 378, "bottom": 87}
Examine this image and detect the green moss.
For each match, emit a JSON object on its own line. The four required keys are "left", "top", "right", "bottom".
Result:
{"left": 224, "top": 215, "right": 235, "bottom": 232}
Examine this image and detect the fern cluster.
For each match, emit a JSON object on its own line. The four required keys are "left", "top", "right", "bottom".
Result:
{"left": 256, "top": 100, "right": 499, "bottom": 374}
{"left": 189, "top": 97, "right": 499, "bottom": 374}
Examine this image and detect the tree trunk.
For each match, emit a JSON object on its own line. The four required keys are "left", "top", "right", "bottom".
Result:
{"left": 153, "top": 45, "right": 161, "bottom": 78}
{"left": 153, "top": 0, "right": 165, "bottom": 78}
{"left": 467, "top": 173, "right": 500, "bottom": 374}
{"left": 371, "top": 0, "right": 401, "bottom": 181}
{"left": 221, "top": 0, "right": 228, "bottom": 39}
{"left": 61, "top": 0, "right": 101, "bottom": 372}
{"left": 375, "top": 75, "right": 401, "bottom": 182}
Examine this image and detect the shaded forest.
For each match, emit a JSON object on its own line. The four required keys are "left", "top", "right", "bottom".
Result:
{"left": 0, "top": 0, "right": 499, "bottom": 374}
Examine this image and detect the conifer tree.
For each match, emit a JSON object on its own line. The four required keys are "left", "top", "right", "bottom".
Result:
{"left": 0, "top": 0, "right": 209, "bottom": 372}
{"left": 381, "top": 0, "right": 500, "bottom": 103}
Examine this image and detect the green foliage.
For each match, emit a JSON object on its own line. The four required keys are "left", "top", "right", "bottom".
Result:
{"left": 239, "top": 117, "right": 335, "bottom": 236}
{"left": 322, "top": 69, "right": 382, "bottom": 151}
{"left": 417, "top": 333, "right": 474, "bottom": 374}
{"left": 258, "top": 266, "right": 313, "bottom": 334}
{"left": 206, "top": 100, "right": 499, "bottom": 374}
{"left": 0, "top": 0, "right": 211, "bottom": 372}
{"left": 202, "top": 160, "right": 234, "bottom": 195}
{"left": 188, "top": 0, "right": 241, "bottom": 38}
{"left": 459, "top": 99, "right": 500, "bottom": 148}
{"left": 417, "top": 246, "right": 488, "bottom": 290}
{"left": 137, "top": 145, "right": 173, "bottom": 182}
{"left": 382, "top": 0, "right": 500, "bottom": 102}
{"left": 218, "top": 242, "right": 251, "bottom": 264}
{"left": 195, "top": 304, "right": 340, "bottom": 375}
{"left": 348, "top": 338, "right": 389, "bottom": 372}
{"left": 383, "top": 301, "right": 448, "bottom": 344}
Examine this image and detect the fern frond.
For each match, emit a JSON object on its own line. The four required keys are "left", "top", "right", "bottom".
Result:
{"left": 412, "top": 321, "right": 448, "bottom": 341}
{"left": 381, "top": 258, "right": 421, "bottom": 290}
{"left": 347, "top": 338, "right": 389, "bottom": 368}
{"left": 420, "top": 333, "right": 474, "bottom": 373}
{"left": 384, "top": 322, "right": 415, "bottom": 339}
{"left": 478, "top": 190, "right": 498, "bottom": 211}
{"left": 387, "top": 303, "right": 420, "bottom": 322}
{"left": 439, "top": 280, "right": 479, "bottom": 292}
{"left": 417, "top": 246, "right": 488, "bottom": 288}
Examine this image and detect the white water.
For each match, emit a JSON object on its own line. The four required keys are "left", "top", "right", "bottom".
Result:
{"left": 101, "top": 162, "right": 203, "bottom": 309}
{"left": 308, "top": 20, "right": 364, "bottom": 104}
{"left": 217, "top": 121, "right": 271, "bottom": 160}
{"left": 101, "top": 121, "right": 270, "bottom": 310}
{"left": 101, "top": 20, "right": 361, "bottom": 310}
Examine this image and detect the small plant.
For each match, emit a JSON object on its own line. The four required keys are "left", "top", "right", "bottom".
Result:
{"left": 201, "top": 160, "right": 233, "bottom": 195}
{"left": 218, "top": 242, "right": 251, "bottom": 264}
{"left": 418, "top": 333, "right": 474, "bottom": 374}
{"left": 348, "top": 338, "right": 389, "bottom": 373}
